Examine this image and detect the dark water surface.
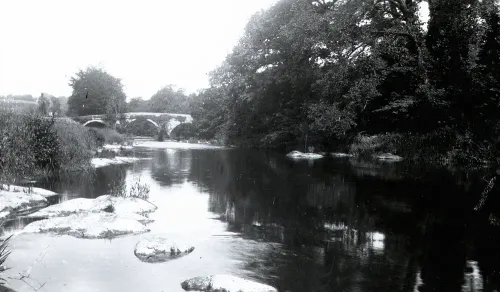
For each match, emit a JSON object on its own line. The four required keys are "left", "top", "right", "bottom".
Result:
{"left": 3, "top": 145, "right": 500, "bottom": 292}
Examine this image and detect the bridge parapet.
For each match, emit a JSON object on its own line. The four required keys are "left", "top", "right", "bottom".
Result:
{"left": 74, "top": 112, "right": 193, "bottom": 135}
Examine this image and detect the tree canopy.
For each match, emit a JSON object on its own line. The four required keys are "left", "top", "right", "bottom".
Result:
{"left": 191, "top": 0, "right": 500, "bottom": 158}
{"left": 67, "top": 67, "right": 127, "bottom": 117}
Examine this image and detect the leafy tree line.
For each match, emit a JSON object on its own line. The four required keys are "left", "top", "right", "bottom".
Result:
{"left": 191, "top": 0, "right": 500, "bottom": 165}
{"left": 67, "top": 67, "right": 193, "bottom": 119}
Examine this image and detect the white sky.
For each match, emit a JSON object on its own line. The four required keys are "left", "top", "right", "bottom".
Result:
{"left": 0, "top": 0, "right": 277, "bottom": 99}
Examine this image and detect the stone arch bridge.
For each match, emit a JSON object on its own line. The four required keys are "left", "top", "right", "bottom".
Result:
{"left": 73, "top": 112, "right": 193, "bottom": 136}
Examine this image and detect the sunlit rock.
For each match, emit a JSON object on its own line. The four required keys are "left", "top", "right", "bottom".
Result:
{"left": 0, "top": 187, "right": 50, "bottom": 220}
{"left": 134, "top": 235, "right": 195, "bottom": 262}
{"left": 375, "top": 153, "right": 403, "bottom": 161}
{"left": 93, "top": 195, "right": 157, "bottom": 216}
{"left": 181, "top": 275, "right": 277, "bottom": 292}
{"left": 286, "top": 151, "right": 323, "bottom": 159}
{"left": 28, "top": 195, "right": 157, "bottom": 221}
{"left": 22, "top": 213, "right": 149, "bottom": 238}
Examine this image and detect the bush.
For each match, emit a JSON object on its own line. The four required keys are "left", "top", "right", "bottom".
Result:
{"left": 349, "top": 133, "right": 401, "bottom": 158}
{"left": 53, "top": 119, "right": 96, "bottom": 172}
{"left": 88, "top": 128, "right": 105, "bottom": 147}
{"left": 90, "top": 128, "right": 125, "bottom": 144}
{"left": 0, "top": 109, "right": 97, "bottom": 183}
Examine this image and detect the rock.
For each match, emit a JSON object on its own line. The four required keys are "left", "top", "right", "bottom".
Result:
{"left": 91, "top": 157, "right": 147, "bottom": 168}
{"left": 286, "top": 151, "right": 323, "bottom": 160}
{"left": 28, "top": 195, "right": 157, "bottom": 220}
{"left": 376, "top": 153, "right": 403, "bottom": 161}
{"left": 181, "top": 275, "right": 277, "bottom": 292}
{"left": 134, "top": 235, "right": 195, "bottom": 262}
{"left": 22, "top": 213, "right": 150, "bottom": 239}
{"left": 0, "top": 189, "right": 49, "bottom": 220}
{"left": 92, "top": 195, "right": 157, "bottom": 216}
{"left": 27, "top": 198, "right": 94, "bottom": 218}
{"left": 331, "top": 152, "right": 354, "bottom": 158}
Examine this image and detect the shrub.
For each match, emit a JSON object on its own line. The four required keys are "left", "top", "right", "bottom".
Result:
{"left": 90, "top": 128, "right": 125, "bottom": 144}
{"left": 88, "top": 128, "right": 105, "bottom": 147}
{"left": 0, "top": 109, "right": 97, "bottom": 183}
{"left": 53, "top": 119, "right": 96, "bottom": 172}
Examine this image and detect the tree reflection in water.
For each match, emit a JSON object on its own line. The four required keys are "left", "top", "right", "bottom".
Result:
{"left": 187, "top": 148, "right": 500, "bottom": 292}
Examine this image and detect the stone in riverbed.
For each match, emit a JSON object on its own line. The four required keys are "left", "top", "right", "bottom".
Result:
{"left": 134, "top": 235, "right": 195, "bottom": 262}
{"left": 22, "top": 212, "right": 150, "bottom": 239}
{"left": 181, "top": 275, "right": 277, "bottom": 292}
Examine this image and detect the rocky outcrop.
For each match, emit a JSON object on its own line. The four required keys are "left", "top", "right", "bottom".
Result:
{"left": 286, "top": 151, "right": 323, "bottom": 160}
{"left": 134, "top": 235, "right": 195, "bottom": 262}
{"left": 181, "top": 275, "right": 277, "bottom": 292}
{"left": 28, "top": 195, "right": 157, "bottom": 224}
{"left": 22, "top": 212, "right": 150, "bottom": 239}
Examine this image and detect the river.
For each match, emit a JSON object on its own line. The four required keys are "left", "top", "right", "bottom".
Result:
{"left": 2, "top": 143, "right": 500, "bottom": 292}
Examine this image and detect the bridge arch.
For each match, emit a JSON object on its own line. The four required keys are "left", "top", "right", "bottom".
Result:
{"left": 83, "top": 119, "right": 107, "bottom": 128}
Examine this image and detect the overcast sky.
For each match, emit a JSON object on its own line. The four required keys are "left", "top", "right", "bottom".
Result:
{"left": 0, "top": 0, "right": 277, "bottom": 99}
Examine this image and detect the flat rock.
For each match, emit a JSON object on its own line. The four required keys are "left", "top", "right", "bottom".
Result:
{"left": 376, "top": 153, "right": 403, "bottom": 161}
{"left": 28, "top": 195, "right": 157, "bottom": 222}
{"left": 22, "top": 212, "right": 150, "bottom": 239}
{"left": 134, "top": 235, "right": 195, "bottom": 262}
{"left": 286, "top": 151, "right": 323, "bottom": 159}
{"left": 181, "top": 275, "right": 277, "bottom": 292}
{"left": 0, "top": 189, "right": 49, "bottom": 220}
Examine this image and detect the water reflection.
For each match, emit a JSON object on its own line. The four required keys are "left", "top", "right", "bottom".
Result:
{"left": 5, "top": 147, "right": 500, "bottom": 292}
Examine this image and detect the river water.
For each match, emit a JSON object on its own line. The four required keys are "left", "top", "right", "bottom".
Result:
{"left": 2, "top": 143, "right": 500, "bottom": 292}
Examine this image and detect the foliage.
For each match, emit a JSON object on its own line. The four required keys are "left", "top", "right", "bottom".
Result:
{"left": 109, "top": 178, "right": 150, "bottom": 200}
{"left": 148, "top": 85, "right": 191, "bottom": 114}
{"left": 90, "top": 128, "right": 125, "bottom": 145}
{"left": 67, "top": 66, "right": 127, "bottom": 116}
{"left": 0, "top": 109, "right": 98, "bottom": 183}
{"left": 188, "top": 0, "right": 500, "bottom": 169}
{"left": 127, "top": 86, "right": 192, "bottom": 114}
{"left": 157, "top": 126, "right": 167, "bottom": 142}
{"left": 170, "top": 123, "right": 196, "bottom": 140}
{"left": 0, "top": 234, "right": 12, "bottom": 284}
{"left": 52, "top": 119, "right": 96, "bottom": 171}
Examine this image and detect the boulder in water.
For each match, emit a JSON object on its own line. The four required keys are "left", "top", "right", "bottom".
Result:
{"left": 181, "top": 275, "right": 277, "bottom": 292}
{"left": 22, "top": 212, "right": 150, "bottom": 239}
{"left": 28, "top": 195, "right": 157, "bottom": 223}
{"left": 134, "top": 235, "right": 195, "bottom": 262}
